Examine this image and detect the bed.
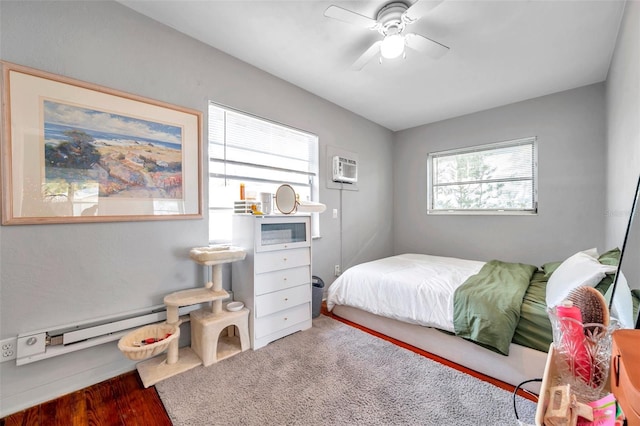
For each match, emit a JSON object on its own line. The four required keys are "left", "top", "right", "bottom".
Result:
{"left": 327, "top": 251, "right": 640, "bottom": 394}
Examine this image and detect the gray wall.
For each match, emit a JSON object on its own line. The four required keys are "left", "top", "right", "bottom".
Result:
{"left": 1, "top": 0, "right": 637, "bottom": 417}
{"left": 606, "top": 1, "right": 640, "bottom": 290}
{"left": 0, "top": 0, "right": 394, "bottom": 415}
{"left": 393, "top": 84, "right": 608, "bottom": 267}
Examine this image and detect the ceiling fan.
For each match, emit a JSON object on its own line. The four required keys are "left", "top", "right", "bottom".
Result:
{"left": 324, "top": 0, "right": 449, "bottom": 70}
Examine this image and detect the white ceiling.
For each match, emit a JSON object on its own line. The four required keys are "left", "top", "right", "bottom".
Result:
{"left": 119, "top": 0, "right": 625, "bottom": 131}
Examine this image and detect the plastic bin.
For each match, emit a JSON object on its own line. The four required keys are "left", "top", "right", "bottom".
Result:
{"left": 312, "top": 276, "right": 325, "bottom": 318}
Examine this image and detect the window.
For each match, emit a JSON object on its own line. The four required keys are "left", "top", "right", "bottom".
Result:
{"left": 208, "top": 103, "right": 319, "bottom": 242}
{"left": 427, "top": 137, "right": 537, "bottom": 214}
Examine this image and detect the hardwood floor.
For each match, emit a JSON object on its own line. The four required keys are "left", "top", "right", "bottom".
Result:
{"left": 1, "top": 307, "right": 537, "bottom": 425}
{"left": 0, "top": 371, "right": 171, "bottom": 426}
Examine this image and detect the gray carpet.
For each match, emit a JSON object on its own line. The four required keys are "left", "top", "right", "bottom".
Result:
{"left": 156, "top": 315, "right": 537, "bottom": 425}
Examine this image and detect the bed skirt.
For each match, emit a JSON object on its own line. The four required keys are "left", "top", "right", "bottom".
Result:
{"left": 332, "top": 305, "right": 547, "bottom": 394}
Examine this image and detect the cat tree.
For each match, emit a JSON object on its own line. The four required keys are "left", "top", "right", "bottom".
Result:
{"left": 119, "top": 246, "right": 249, "bottom": 388}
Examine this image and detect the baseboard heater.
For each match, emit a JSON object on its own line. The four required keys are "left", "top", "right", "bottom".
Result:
{"left": 14, "top": 297, "right": 224, "bottom": 366}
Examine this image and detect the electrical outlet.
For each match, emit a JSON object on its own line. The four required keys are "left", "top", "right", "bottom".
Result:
{"left": 1, "top": 338, "right": 17, "bottom": 362}
{"left": 334, "top": 264, "right": 341, "bottom": 277}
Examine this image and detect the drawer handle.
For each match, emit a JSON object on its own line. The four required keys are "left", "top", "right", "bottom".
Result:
{"left": 284, "top": 298, "right": 289, "bottom": 301}
{"left": 283, "top": 257, "right": 287, "bottom": 262}
{"left": 284, "top": 317, "right": 288, "bottom": 321}
{"left": 283, "top": 277, "right": 287, "bottom": 281}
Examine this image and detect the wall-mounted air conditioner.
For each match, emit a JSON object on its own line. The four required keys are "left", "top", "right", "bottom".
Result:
{"left": 332, "top": 155, "right": 358, "bottom": 184}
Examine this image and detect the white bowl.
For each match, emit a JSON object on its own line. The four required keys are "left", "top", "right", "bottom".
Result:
{"left": 226, "top": 301, "right": 244, "bottom": 312}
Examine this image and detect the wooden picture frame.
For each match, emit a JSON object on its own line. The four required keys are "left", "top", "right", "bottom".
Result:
{"left": 1, "top": 61, "right": 202, "bottom": 225}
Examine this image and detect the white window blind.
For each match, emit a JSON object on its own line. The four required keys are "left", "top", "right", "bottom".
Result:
{"left": 427, "top": 137, "right": 537, "bottom": 214}
{"left": 208, "top": 103, "right": 319, "bottom": 242}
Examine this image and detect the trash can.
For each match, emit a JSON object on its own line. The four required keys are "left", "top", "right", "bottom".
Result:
{"left": 312, "top": 276, "right": 325, "bottom": 318}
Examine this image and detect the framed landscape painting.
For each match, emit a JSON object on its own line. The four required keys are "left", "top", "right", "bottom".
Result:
{"left": 1, "top": 61, "right": 202, "bottom": 225}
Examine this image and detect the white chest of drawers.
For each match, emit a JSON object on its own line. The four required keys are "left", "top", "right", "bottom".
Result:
{"left": 232, "top": 214, "right": 312, "bottom": 349}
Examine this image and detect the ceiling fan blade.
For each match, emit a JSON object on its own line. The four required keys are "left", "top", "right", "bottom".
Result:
{"left": 404, "top": 0, "right": 445, "bottom": 22}
{"left": 405, "top": 33, "right": 449, "bottom": 59}
{"left": 324, "top": 5, "right": 378, "bottom": 29}
{"left": 351, "top": 41, "right": 382, "bottom": 71}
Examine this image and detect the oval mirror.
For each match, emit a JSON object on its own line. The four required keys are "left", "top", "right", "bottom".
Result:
{"left": 275, "top": 184, "right": 297, "bottom": 214}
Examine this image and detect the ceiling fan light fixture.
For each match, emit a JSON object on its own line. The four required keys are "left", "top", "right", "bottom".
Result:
{"left": 380, "top": 33, "right": 405, "bottom": 59}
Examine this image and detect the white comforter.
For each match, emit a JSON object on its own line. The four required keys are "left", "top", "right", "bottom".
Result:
{"left": 326, "top": 253, "right": 485, "bottom": 332}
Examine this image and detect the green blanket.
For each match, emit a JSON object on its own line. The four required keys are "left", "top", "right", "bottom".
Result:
{"left": 512, "top": 271, "right": 553, "bottom": 352}
{"left": 453, "top": 260, "right": 537, "bottom": 356}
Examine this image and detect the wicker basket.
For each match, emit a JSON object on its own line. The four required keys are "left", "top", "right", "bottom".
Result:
{"left": 117, "top": 323, "right": 179, "bottom": 361}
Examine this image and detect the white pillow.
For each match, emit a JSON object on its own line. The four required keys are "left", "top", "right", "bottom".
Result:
{"left": 546, "top": 251, "right": 617, "bottom": 308}
{"left": 605, "top": 271, "right": 635, "bottom": 328}
{"left": 581, "top": 247, "right": 600, "bottom": 258}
